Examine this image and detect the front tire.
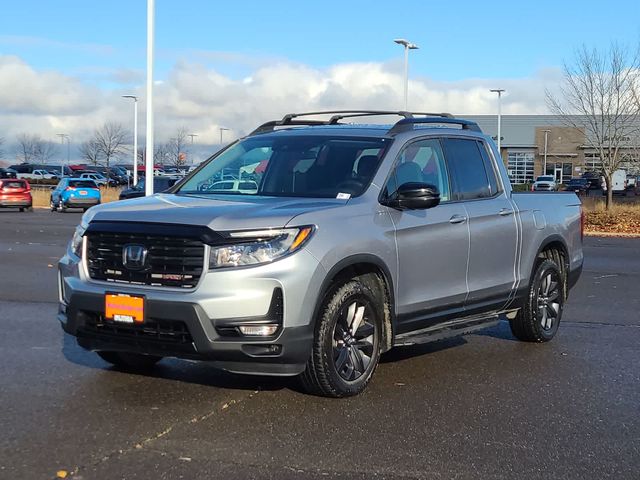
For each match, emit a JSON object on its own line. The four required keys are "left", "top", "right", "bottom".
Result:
{"left": 300, "top": 277, "right": 382, "bottom": 397}
{"left": 510, "top": 259, "right": 564, "bottom": 342}
{"left": 97, "top": 351, "right": 162, "bottom": 370}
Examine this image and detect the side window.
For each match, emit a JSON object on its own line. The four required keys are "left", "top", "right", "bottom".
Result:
{"left": 477, "top": 141, "right": 501, "bottom": 195}
{"left": 384, "top": 138, "right": 450, "bottom": 202}
{"left": 443, "top": 138, "right": 492, "bottom": 200}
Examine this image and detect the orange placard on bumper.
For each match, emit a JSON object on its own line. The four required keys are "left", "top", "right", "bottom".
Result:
{"left": 105, "top": 293, "right": 145, "bottom": 324}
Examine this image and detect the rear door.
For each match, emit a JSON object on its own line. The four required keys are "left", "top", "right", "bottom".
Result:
{"left": 442, "top": 137, "right": 518, "bottom": 310}
{"left": 385, "top": 138, "right": 470, "bottom": 333}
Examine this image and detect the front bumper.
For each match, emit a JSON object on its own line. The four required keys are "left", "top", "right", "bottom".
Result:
{"left": 58, "top": 248, "right": 324, "bottom": 376}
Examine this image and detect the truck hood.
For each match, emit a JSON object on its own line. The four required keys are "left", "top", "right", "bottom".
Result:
{"left": 85, "top": 193, "right": 348, "bottom": 231}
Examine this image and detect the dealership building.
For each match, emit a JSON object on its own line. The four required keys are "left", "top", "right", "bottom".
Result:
{"left": 463, "top": 115, "right": 640, "bottom": 184}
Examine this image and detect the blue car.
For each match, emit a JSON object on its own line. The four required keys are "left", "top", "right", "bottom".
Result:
{"left": 50, "top": 178, "right": 101, "bottom": 212}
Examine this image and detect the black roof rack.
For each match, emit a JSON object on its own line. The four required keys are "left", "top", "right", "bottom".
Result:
{"left": 249, "top": 110, "right": 454, "bottom": 135}
{"left": 387, "top": 117, "right": 482, "bottom": 135}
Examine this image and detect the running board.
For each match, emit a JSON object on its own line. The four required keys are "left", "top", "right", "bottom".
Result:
{"left": 393, "top": 314, "right": 501, "bottom": 347}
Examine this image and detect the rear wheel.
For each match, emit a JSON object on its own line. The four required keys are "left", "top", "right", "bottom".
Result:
{"left": 510, "top": 259, "right": 564, "bottom": 342}
{"left": 97, "top": 351, "right": 163, "bottom": 370}
{"left": 300, "top": 276, "right": 382, "bottom": 397}
{"left": 19, "top": 207, "right": 24, "bottom": 212}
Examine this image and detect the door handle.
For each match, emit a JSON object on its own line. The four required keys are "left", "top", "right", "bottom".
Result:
{"left": 499, "top": 208, "right": 514, "bottom": 216}
{"left": 449, "top": 215, "right": 467, "bottom": 224}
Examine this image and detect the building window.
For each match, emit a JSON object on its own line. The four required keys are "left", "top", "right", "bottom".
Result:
{"left": 507, "top": 151, "right": 534, "bottom": 184}
{"left": 584, "top": 153, "right": 602, "bottom": 171}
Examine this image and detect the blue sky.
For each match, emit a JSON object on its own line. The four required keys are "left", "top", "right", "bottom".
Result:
{"left": 0, "top": 0, "right": 639, "bottom": 155}
{"left": 3, "top": 0, "right": 638, "bottom": 83}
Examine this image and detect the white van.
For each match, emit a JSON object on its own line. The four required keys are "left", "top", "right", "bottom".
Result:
{"left": 602, "top": 169, "right": 627, "bottom": 195}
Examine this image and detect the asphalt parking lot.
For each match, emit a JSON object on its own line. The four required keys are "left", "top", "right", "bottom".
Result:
{"left": 0, "top": 209, "right": 638, "bottom": 480}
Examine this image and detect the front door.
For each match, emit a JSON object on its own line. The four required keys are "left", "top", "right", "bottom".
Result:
{"left": 384, "top": 138, "right": 469, "bottom": 333}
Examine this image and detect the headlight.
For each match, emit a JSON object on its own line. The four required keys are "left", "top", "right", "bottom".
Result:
{"left": 70, "top": 225, "right": 86, "bottom": 258}
{"left": 209, "top": 226, "right": 314, "bottom": 269}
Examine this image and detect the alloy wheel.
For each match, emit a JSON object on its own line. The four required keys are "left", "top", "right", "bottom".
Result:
{"left": 332, "top": 298, "right": 376, "bottom": 381}
{"left": 536, "top": 270, "right": 561, "bottom": 331}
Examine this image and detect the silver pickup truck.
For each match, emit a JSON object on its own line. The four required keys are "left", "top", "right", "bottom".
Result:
{"left": 58, "top": 111, "right": 584, "bottom": 397}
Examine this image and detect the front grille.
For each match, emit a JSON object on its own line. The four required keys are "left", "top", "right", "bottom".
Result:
{"left": 78, "top": 314, "right": 195, "bottom": 353}
{"left": 86, "top": 232, "right": 205, "bottom": 288}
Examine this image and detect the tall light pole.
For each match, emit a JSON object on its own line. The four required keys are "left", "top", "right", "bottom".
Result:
{"left": 122, "top": 95, "right": 138, "bottom": 186}
{"left": 219, "top": 127, "right": 230, "bottom": 145}
{"left": 145, "top": 0, "right": 155, "bottom": 196}
{"left": 489, "top": 89, "right": 505, "bottom": 154}
{"left": 188, "top": 133, "right": 198, "bottom": 165}
{"left": 394, "top": 38, "right": 419, "bottom": 111}
{"left": 543, "top": 129, "right": 551, "bottom": 176}
{"left": 56, "top": 133, "right": 70, "bottom": 178}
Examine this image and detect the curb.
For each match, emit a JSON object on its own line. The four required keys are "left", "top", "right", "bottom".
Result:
{"left": 584, "top": 231, "right": 640, "bottom": 238}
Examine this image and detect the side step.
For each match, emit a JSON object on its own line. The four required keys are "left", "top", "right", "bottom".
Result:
{"left": 393, "top": 314, "right": 501, "bottom": 347}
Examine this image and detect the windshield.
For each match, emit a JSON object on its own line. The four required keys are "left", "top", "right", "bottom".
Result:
{"left": 178, "top": 135, "right": 390, "bottom": 198}
{"left": 537, "top": 176, "right": 554, "bottom": 182}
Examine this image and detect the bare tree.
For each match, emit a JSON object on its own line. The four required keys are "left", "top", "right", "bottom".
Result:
{"left": 15, "top": 134, "right": 57, "bottom": 164}
{"left": 92, "top": 122, "right": 129, "bottom": 173}
{"left": 33, "top": 139, "right": 57, "bottom": 163}
{"left": 165, "top": 127, "right": 189, "bottom": 167}
{"left": 16, "top": 134, "right": 37, "bottom": 163}
{"left": 547, "top": 43, "right": 640, "bottom": 209}
{"left": 79, "top": 139, "right": 102, "bottom": 166}
{"left": 0, "top": 137, "right": 4, "bottom": 160}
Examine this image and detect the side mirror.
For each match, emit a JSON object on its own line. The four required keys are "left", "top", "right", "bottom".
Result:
{"left": 384, "top": 182, "right": 441, "bottom": 210}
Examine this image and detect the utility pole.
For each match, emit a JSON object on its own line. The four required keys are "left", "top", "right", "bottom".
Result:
{"left": 145, "top": 0, "right": 155, "bottom": 195}
{"left": 543, "top": 129, "right": 551, "bottom": 175}
{"left": 490, "top": 89, "right": 505, "bottom": 153}
{"left": 394, "top": 38, "right": 419, "bottom": 111}
{"left": 56, "top": 133, "right": 70, "bottom": 178}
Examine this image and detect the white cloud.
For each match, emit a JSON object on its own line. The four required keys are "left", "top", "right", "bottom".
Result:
{"left": 0, "top": 54, "right": 563, "bottom": 162}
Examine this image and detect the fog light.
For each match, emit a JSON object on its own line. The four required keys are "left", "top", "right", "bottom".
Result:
{"left": 238, "top": 324, "right": 279, "bottom": 336}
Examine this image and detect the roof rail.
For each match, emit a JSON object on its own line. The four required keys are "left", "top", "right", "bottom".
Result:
{"left": 387, "top": 117, "right": 482, "bottom": 135}
{"left": 249, "top": 110, "right": 454, "bottom": 135}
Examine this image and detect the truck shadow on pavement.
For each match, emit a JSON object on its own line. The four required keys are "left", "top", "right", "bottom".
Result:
{"left": 61, "top": 333, "right": 292, "bottom": 392}
{"left": 60, "top": 322, "right": 518, "bottom": 394}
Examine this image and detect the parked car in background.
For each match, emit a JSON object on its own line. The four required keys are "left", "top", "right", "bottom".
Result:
{"left": 532, "top": 175, "right": 558, "bottom": 191}
{"left": 199, "top": 179, "right": 259, "bottom": 194}
{"left": 581, "top": 172, "right": 602, "bottom": 189}
{"left": 17, "top": 169, "right": 58, "bottom": 180}
{"left": 626, "top": 175, "right": 637, "bottom": 190}
{"left": 601, "top": 169, "right": 627, "bottom": 196}
{"left": 79, "top": 172, "right": 113, "bottom": 187}
{"left": 91, "top": 166, "right": 129, "bottom": 185}
{"left": 0, "top": 168, "right": 17, "bottom": 179}
{"left": 50, "top": 178, "right": 101, "bottom": 212}
{"left": 563, "top": 178, "right": 590, "bottom": 195}
{"left": 0, "top": 178, "right": 32, "bottom": 211}
{"left": 118, "top": 176, "right": 182, "bottom": 200}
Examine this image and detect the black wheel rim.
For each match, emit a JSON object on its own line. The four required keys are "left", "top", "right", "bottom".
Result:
{"left": 332, "top": 297, "right": 376, "bottom": 382}
{"left": 536, "top": 270, "right": 561, "bottom": 331}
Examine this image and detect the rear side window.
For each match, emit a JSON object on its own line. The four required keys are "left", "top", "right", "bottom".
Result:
{"left": 443, "top": 138, "right": 494, "bottom": 200}
{"left": 1, "top": 180, "right": 26, "bottom": 189}
{"left": 68, "top": 180, "right": 97, "bottom": 188}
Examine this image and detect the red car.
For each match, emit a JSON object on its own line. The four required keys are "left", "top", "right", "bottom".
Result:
{"left": 0, "top": 179, "right": 32, "bottom": 211}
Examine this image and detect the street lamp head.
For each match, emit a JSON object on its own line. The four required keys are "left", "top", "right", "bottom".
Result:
{"left": 394, "top": 38, "right": 419, "bottom": 49}
{"left": 489, "top": 89, "right": 506, "bottom": 94}
{"left": 122, "top": 95, "right": 138, "bottom": 101}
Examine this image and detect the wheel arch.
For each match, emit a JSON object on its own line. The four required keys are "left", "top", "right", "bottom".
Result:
{"left": 313, "top": 254, "right": 395, "bottom": 352}
{"left": 534, "top": 235, "right": 570, "bottom": 300}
